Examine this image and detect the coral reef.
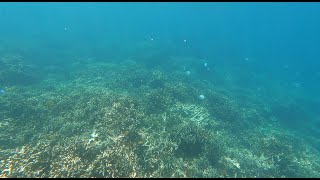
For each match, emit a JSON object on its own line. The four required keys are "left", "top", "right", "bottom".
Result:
{"left": 0, "top": 58, "right": 319, "bottom": 178}
{"left": 0, "top": 55, "right": 39, "bottom": 86}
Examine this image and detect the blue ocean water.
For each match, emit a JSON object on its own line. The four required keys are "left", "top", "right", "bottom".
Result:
{"left": 0, "top": 2, "right": 320, "bottom": 177}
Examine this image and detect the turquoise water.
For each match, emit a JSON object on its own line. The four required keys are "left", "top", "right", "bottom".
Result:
{"left": 0, "top": 2, "right": 320, "bottom": 177}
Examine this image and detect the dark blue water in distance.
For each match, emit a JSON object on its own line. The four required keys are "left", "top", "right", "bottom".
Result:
{"left": 0, "top": 2, "right": 320, "bottom": 178}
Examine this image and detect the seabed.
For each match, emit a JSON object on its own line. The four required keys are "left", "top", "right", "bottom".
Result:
{"left": 0, "top": 54, "right": 319, "bottom": 178}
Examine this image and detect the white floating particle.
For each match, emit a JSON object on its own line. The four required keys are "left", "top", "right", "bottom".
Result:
{"left": 199, "top": 94, "right": 205, "bottom": 100}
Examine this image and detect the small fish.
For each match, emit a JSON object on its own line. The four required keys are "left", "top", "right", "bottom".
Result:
{"left": 0, "top": 89, "right": 4, "bottom": 94}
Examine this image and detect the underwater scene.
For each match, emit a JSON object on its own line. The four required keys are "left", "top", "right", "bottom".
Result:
{"left": 0, "top": 2, "right": 320, "bottom": 178}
